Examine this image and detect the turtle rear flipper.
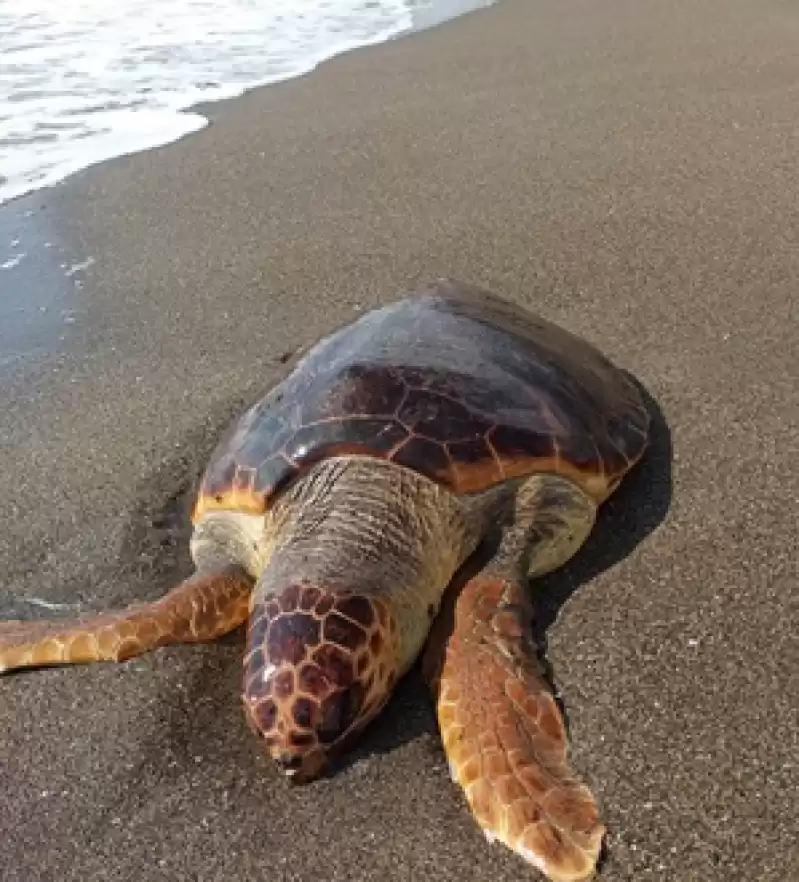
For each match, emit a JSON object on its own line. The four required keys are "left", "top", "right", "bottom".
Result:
{"left": 0, "top": 565, "right": 253, "bottom": 673}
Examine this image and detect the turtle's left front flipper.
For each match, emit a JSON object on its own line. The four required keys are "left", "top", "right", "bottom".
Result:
{"left": 0, "top": 564, "right": 253, "bottom": 674}
{"left": 423, "top": 474, "right": 604, "bottom": 882}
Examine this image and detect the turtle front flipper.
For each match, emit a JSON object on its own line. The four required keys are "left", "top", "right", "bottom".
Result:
{"left": 0, "top": 565, "right": 253, "bottom": 674}
{"left": 424, "top": 474, "right": 603, "bottom": 882}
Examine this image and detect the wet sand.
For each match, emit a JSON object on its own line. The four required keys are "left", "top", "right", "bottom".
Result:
{"left": 1, "top": 0, "right": 797, "bottom": 880}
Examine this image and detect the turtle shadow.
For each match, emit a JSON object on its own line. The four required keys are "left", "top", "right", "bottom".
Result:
{"left": 532, "top": 381, "right": 673, "bottom": 726}
{"left": 337, "top": 379, "right": 673, "bottom": 775}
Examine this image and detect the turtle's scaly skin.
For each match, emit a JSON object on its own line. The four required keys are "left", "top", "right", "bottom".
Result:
{"left": 430, "top": 573, "right": 605, "bottom": 881}
{"left": 231, "top": 454, "right": 478, "bottom": 775}
{"left": 0, "top": 566, "right": 253, "bottom": 672}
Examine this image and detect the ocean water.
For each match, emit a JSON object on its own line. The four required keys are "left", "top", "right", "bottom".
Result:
{"left": 0, "top": 0, "right": 492, "bottom": 206}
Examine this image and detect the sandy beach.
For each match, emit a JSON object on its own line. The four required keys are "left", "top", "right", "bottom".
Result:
{"left": 1, "top": 0, "right": 797, "bottom": 880}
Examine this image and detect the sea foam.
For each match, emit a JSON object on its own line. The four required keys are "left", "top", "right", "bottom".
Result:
{"left": 0, "top": 0, "right": 421, "bottom": 204}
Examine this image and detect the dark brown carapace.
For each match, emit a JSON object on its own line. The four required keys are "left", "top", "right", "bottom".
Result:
{"left": 193, "top": 282, "right": 649, "bottom": 526}
{"left": 242, "top": 583, "right": 400, "bottom": 778}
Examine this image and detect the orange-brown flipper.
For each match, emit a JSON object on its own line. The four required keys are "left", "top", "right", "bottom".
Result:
{"left": 0, "top": 565, "right": 254, "bottom": 674}
{"left": 425, "top": 572, "right": 604, "bottom": 882}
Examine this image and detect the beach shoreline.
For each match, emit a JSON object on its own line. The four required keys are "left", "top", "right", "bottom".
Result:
{"left": 0, "top": 0, "right": 495, "bottom": 208}
{"left": 1, "top": 1, "right": 797, "bottom": 880}
{"left": 1, "top": 0, "right": 497, "bottom": 376}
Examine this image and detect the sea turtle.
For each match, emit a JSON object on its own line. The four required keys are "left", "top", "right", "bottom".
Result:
{"left": 0, "top": 279, "right": 649, "bottom": 882}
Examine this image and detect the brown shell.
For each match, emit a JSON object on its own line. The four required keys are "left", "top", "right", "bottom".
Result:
{"left": 193, "top": 280, "right": 649, "bottom": 521}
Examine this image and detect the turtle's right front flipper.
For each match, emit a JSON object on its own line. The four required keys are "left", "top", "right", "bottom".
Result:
{"left": 0, "top": 564, "right": 253, "bottom": 674}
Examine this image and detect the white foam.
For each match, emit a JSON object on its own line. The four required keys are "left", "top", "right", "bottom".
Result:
{"left": 0, "top": 0, "right": 417, "bottom": 204}
{"left": 1, "top": 252, "right": 26, "bottom": 269}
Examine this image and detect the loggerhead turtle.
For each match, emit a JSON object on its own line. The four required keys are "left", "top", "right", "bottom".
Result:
{"left": 0, "top": 280, "right": 649, "bottom": 882}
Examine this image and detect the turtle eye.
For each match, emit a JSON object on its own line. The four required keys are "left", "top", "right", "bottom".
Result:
{"left": 317, "top": 681, "right": 367, "bottom": 745}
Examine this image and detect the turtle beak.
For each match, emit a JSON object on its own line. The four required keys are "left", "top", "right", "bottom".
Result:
{"left": 273, "top": 748, "right": 327, "bottom": 783}
{"left": 274, "top": 752, "right": 303, "bottom": 775}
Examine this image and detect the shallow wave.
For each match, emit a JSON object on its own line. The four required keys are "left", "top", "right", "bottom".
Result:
{"left": 0, "top": 0, "right": 416, "bottom": 204}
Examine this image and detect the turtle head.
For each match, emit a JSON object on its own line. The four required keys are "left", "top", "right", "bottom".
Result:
{"left": 241, "top": 583, "right": 400, "bottom": 780}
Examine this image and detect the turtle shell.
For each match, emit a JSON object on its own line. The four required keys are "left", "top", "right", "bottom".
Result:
{"left": 193, "top": 280, "right": 649, "bottom": 521}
